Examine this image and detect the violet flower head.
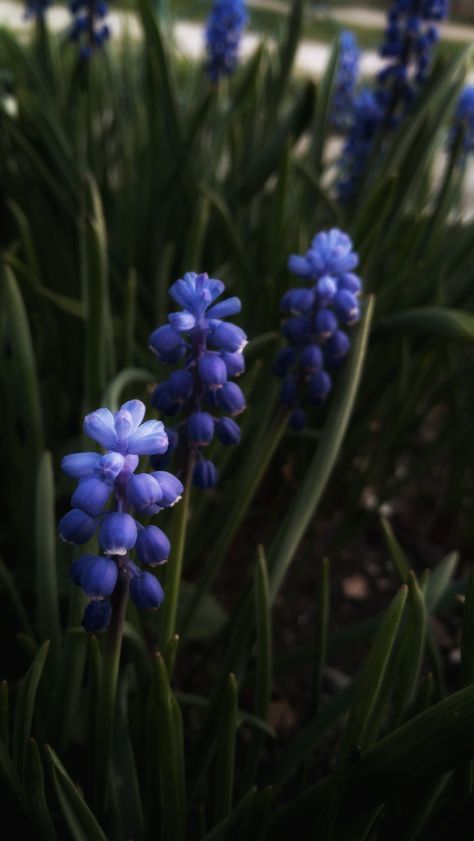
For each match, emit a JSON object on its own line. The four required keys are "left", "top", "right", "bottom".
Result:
{"left": 331, "top": 30, "right": 360, "bottom": 132}
{"left": 59, "top": 400, "right": 182, "bottom": 631}
{"left": 205, "top": 0, "right": 248, "bottom": 83}
{"left": 149, "top": 272, "right": 247, "bottom": 490}
{"left": 274, "top": 229, "right": 363, "bottom": 429}
{"left": 69, "top": 0, "right": 111, "bottom": 60}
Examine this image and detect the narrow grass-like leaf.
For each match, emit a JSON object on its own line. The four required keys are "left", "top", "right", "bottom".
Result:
{"left": 458, "top": 564, "right": 474, "bottom": 797}
{"left": 213, "top": 673, "right": 238, "bottom": 824}
{"left": 311, "top": 35, "right": 340, "bottom": 174}
{"left": 237, "top": 786, "right": 272, "bottom": 840}
{"left": 35, "top": 452, "right": 61, "bottom": 656}
{"left": 45, "top": 745, "right": 107, "bottom": 841}
{"left": 314, "top": 585, "right": 407, "bottom": 838}
{"left": 380, "top": 516, "right": 410, "bottom": 584}
{"left": 268, "top": 297, "right": 374, "bottom": 601}
{"left": 424, "top": 551, "right": 459, "bottom": 614}
{"left": 51, "top": 629, "right": 88, "bottom": 752}
{"left": 146, "top": 653, "right": 186, "bottom": 841}
{"left": 0, "top": 557, "right": 34, "bottom": 637}
{"left": 1, "top": 263, "right": 44, "bottom": 459}
{"left": 0, "top": 738, "right": 28, "bottom": 811}
{"left": 272, "top": 683, "right": 474, "bottom": 837}
{"left": 174, "top": 693, "right": 275, "bottom": 739}
{"left": 391, "top": 573, "right": 426, "bottom": 724}
{"left": 254, "top": 547, "right": 272, "bottom": 722}
{"left": 24, "top": 739, "right": 58, "bottom": 841}
{"left": 375, "top": 307, "right": 474, "bottom": 343}
{"left": 102, "top": 367, "right": 154, "bottom": 413}
{"left": 13, "top": 640, "right": 50, "bottom": 778}
{"left": 202, "top": 788, "right": 257, "bottom": 841}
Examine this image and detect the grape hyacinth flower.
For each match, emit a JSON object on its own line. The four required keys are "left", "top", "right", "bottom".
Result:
{"left": 336, "top": 89, "right": 384, "bottom": 202}
{"left": 59, "top": 399, "right": 183, "bottom": 631}
{"left": 205, "top": 0, "right": 248, "bottom": 84}
{"left": 69, "top": 0, "right": 111, "bottom": 59}
{"left": 331, "top": 30, "right": 360, "bottom": 132}
{"left": 376, "top": 0, "right": 449, "bottom": 127}
{"left": 149, "top": 271, "right": 247, "bottom": 490}
{"left": 449, "top": 86, "right": 474, "bottom": 162}
{"left": 24, "top": 0, "right": 50, "bottom": 19}
{"left": 336, "top": 1, "right": 448, "bottom": 201}
{"left": 274, "top": 229, "right": 362, "bottom": 429}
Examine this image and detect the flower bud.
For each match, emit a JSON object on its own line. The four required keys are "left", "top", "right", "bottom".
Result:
{"left": 199, "top": 353, "right": 227, "bottom": 388}
{"left": 99, "top": 512, "right": 137, "bottom": 555}
{"left": 187, "top": 412, "right": 215, "bottom": 446}
{"left": 215, "top": 417, "right": 240, "bottom": 446}
{"left": 59, "top": 509, "right": 96, "bottom": 545}
{"left": 126, "top": 473, "right": 162, "bottom": 513}
{"left": 136, "top": 526, "right": 171, "bottom": 566}
{"left": 130, "top": 572, "right": 164, "bottom": 610}
{"left": 82, "top": 599, "right": 112, "bottom": 632}
{"left": 216, "top": 382, "right": 246, "bottom": 416}
{"left": 193, "top": 460, "right": 218, "bottom": 489}
{"left": 71, "top": 477, "right": 112, "bottom": 516}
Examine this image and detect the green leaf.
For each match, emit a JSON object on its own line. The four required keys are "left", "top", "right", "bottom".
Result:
{"left": 45, "top": 745, "right": 107, "bottom": 841}
{"left": 268, "top": 297, "right": 374, "bottom": 601}
{"left": 102, "top": 367, "right": 154, "bottom": 413}
{"left": 202, "top": 788, "right": 257, "bottom": 841}
{"left": 83, "top": 175, "right": 112, "bottom": 409}
{"left": 51, "top": 629, "right": 88, "bottom": 752}
{"left": 380, "top": 516, "right": 410, "bottom": 584}
{"left": 0, "top": 738, "right": 28, "bottom": 812}
{"left": 254, "top": 547, "right": 272, "bottom": 723}
{"left": 0, "top": 682, "right": 9, "bottom": 746}
{"left": 314, "top": 585, "right": 407, "bottom": 838}
{"left": 0, "top": 556, "right": 34, "bottom": 637}
{"left": 311, "top": 35, "right": 340, "bottom": 174}
{"left": 213, "top": 674, "right": 238, "bottom": 824}
{"left": 13, "top": 640, "right": 50, "bottom": 778}
{"left": 424, "top": 551, "right": 459, "bottom": 614}
{"left": 174, "top": 693, "right": 275, "bottom": 740}
{"left": 374, "top": 307, "right": 474, "bottom": 343}
{"left": 24, "top": 739, "right": 58, "bottom": 841}
{"left": 266, "top": 0, "right": 303, "bottom": 119}
{"left": 272, "top": 683, "right": 474, "bottom": 837}
{"left": 1, "top": 263, "right": 44, "bottom": 459}
{"left": 146, "top": 653, "right": 186, "bottom": 841}
{"left": 35, "top": 452, "right": 61, "bottom": 655}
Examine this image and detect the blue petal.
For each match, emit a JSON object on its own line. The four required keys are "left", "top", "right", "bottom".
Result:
{"left": 61, "top": 452, "right": 100, "bottom": 478}
{"left": 83, "top": 408, "right": 117, "bottom": 449}
{"left": 127, "top": 420, "right": 169, "bottom": 455}
{"left": 206, "top": 296, "right": 241, "bottom": 319}
{"left": 114, "top": 400, "right": 145, "bottom": 442}
{"left": 168, "top": 311, "right": 196, "bottom": 332}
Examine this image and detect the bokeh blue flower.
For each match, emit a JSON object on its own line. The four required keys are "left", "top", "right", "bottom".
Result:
{"left": 331, "top": 30, "right": 360, "bottom": 132}
{"left": 205, "top": 0, "right": 248, "bottom": 83}
{"left": 69, "top": 0, "right": 111, "bottom": 60}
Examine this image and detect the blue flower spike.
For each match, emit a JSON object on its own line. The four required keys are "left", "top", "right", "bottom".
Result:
{"left": 59, "top": 399, "right": 181, "bottom": 631}
{"left": 149, "top": 271, "right": 247, "bottom": 490}
{"left": 274, "top": 228, "right": 363, "bottom": 429}
{"left": 69, "top": 0, "right": 111, "bottom": 59}
{"left": 205, "top": 0, "right": 248, "bottom": 84}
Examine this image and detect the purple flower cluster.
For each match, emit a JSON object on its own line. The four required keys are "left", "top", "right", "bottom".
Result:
{"left": 274, "top": 229, "right": 362, "bottom": 429}
{"left": 331, "top": 30, "right": 360, "bottom": 132}
{"left": 377, "top": 0, "right": 449, "bottom": 126}
{"left": 205, "top": 0, "right": 248, "bottom": 83}
{"left": 149, "top": 272, "right": 247, "bottom": 490}
{"left": 59, "top": 400, "right": 183, "bottom": 631}
{"left": 69, "top": 0, "right": 111, "bottom": 60}
{"left": 336, "top": 0, "right": 448, "bottom": 201}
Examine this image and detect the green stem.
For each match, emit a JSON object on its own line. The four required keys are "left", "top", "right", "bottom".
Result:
{"left": 160, "top": 455, "right": 195, "bottom": 649}
{"left": 179, "top": 411, "right": 287, "bottom": 638}
{"left": 94, "top": 565, "right": 130, "bottom": 814}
